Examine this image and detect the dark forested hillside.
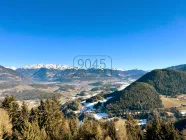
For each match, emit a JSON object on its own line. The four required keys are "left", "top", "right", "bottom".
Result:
{"left": 106, "top": 69, "right": 186, "bottom": 116}
{"left": 106, "top": 82, "right": 163, "bottom": 116}
{"left": 168, "top": 64, "right": 186, "bottom": 72}
{"left": 120, "top": 82, "right": 163, "bottom": 110}
{"left": 137, "top": 69, "right": 186, "bottom": 96}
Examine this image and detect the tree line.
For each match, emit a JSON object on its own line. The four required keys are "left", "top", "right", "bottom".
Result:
{"left": 0, "top": 95, "right": 183, "bottom": 140}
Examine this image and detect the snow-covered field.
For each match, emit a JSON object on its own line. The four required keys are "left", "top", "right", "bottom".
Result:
{"left": 79, "top": 97, "right": 112, "bottom": 120}
{"left": 93, "top": 113, "right": 108, "bottom": 120}
{"left": 138, "top": 119, "right": 147, "bottom": 125}
{"left": 79, "top": 95, "right": 148, "bottom": 126}
{"left": 117, "top": 84, "right": 130, "bottom": 91}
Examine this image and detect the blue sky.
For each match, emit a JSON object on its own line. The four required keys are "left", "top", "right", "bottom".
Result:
{"left": 0, "top": 0, "right": 186, "bottom": 70}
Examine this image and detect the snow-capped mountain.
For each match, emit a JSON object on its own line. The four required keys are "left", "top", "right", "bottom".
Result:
{"left": 112, "top": 68, "right": 148, "bottom": 72}
{"left": 5, "top": 66, "right": 17, "bottom": 70}
{"left": 18, "top": 64, "right": 147, "bottom": 72}
{"left": 112, "top": 68, "right": 127, "bottom": 71}
{"left": 21, "top": 64, "right": 76, "bottom": 70}
{"left": 12, "top": 64, "right": 148, "bottom": 82}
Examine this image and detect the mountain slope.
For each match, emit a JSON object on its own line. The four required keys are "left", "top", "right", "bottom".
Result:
{"left": 31, "top": 68, "right": 61, "bottom": 82}
{"left": 0, "top": 65, "right": 32, "bottom": 89}
{"left": 106, "top": 82, "right": 163, "bottom": 115}
{"left": 106, "top": 68, "right": 186, "bottom": 115}
{"left": 0, "top": 65, "right": 31, "bottom": 82}
{"left": 168, "top": 64, "right": 186, "bottom": 72}
{"left": 137, "top": 69, "right": 186, "bottom": 96}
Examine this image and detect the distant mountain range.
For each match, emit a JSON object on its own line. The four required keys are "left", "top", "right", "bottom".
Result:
{"left": 20, "top": 64, "right": 76, "bottom": 70}
{"left": 2, "top": 63, "right": 186, "bottom": 85}
{"left": 8, "top": 64, "right": 144, "bottom": 71}
{"left": 15, "top": 64, "right": 147, "bottom": 82}
{"left": 0, "top": 64, "right": 148, "bottom": 91}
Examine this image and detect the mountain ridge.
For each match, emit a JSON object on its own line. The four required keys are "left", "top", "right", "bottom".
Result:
{"left": 8, "top": 64, "right": 148, "bottom": 72}
{"left": 0, "top": 65, "right": 32, "bottom": 89}
{"left": 20, "top": 64, "right": 76, "bottom": 70}
{"left": 168, "top": 64, "right": 186, "bottom": 72}
{"left": 105, "top": 67, "right": 186, "bottom": 116}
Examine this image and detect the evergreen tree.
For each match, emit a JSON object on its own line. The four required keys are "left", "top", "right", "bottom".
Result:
{"left": 106, "top": 122, "right": 118, "bottom": 140}
{"left": 29, "top": 108, "right": 39, "bottom": 123}
{"left": 15, "top": 120, "right": 47, "bottom": 140}
{"left": 38, "top": 98, "right": 68, "bottom": 139}
{"left": 21, "top": 101, "right": 29, "bottom": 121}
{"left": 8, "top": 101, "right": 21, "bottom": 139}
{"left": 125, "top": 114, "right": 144, "bottom": 140}
{"left": 161, "top": 123, "right": 180, "bottom": 140}
{"left": 181, "top": 129, "right": 186, "bottom": 140}
{"left": 1, "top": 95, "right": 16, "bottom": 110}
{"left": 69, "top": 118, "right": 78, "bottom": 139}
{"left": 15, "top": 101, "right": 31, "bottom": 137}
{"left": 78, "top": 119, "right": 103, "bottom": 140}
{"left": 146, "top": 117, "right": 181, "bottom": 140}
{"left": 9, "top": 101, "right": 20, "bottom": 130}
{"left": 52, "top": 96, "right": 61, "bottom": 106}
{"left": 38, "top": 100, "right": 46, "bottom": 129}
{"left": 146, "top": 117, "right": 161, "bottom": 140}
